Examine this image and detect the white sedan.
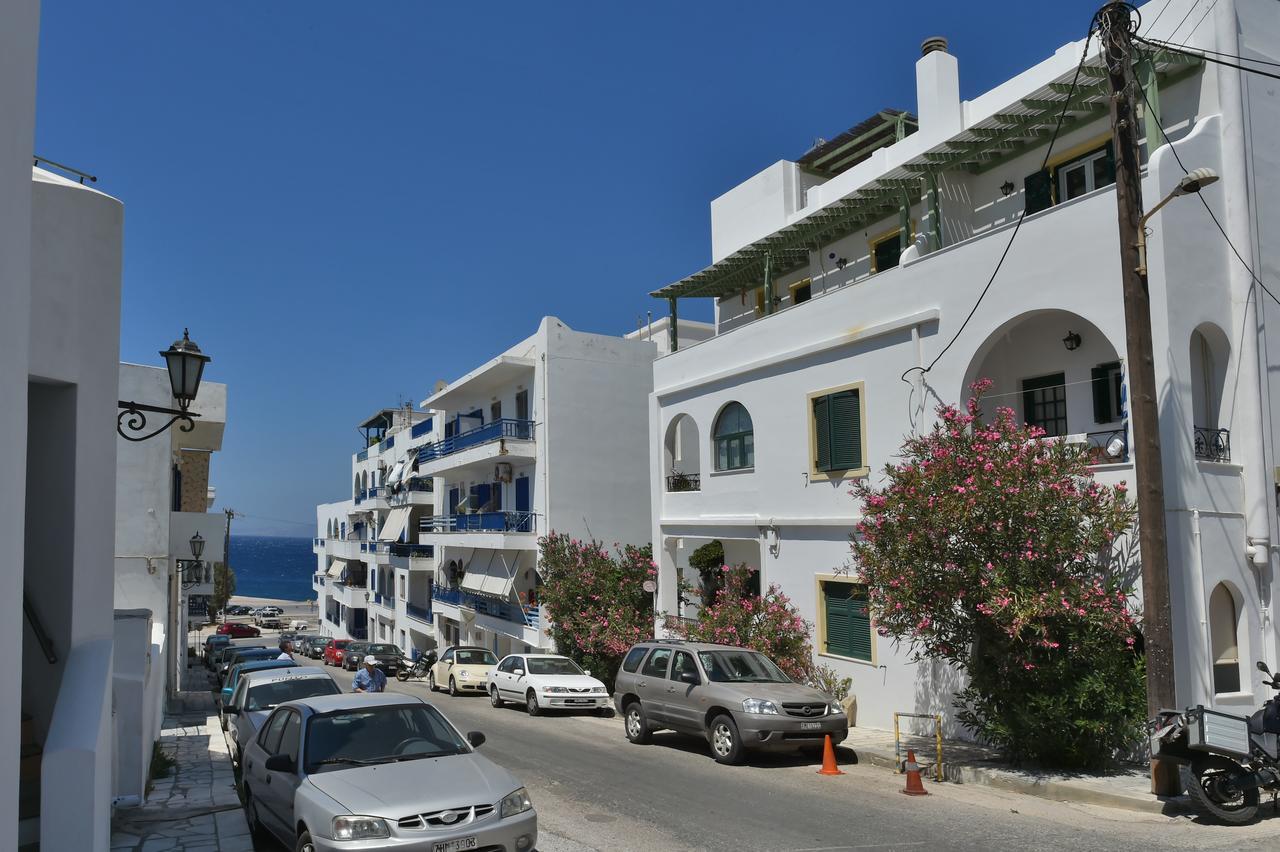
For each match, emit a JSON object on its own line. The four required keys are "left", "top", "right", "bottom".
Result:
{"left": 487, "top": 653, "right": 613, "bottom": 716}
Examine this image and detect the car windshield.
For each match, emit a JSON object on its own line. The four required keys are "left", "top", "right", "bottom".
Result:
{"left": 526, "top": 657, "right": 584, "bottom": 676}
{"left": 455, "top": 650, "right": 498, "bottom": 666}
{"left": 245, "top": 678, "right": 340, "bottom": 711}
{"left": 306, "top": 705, "right": 469, "bottom": 771}
{"left": 367, "top": 644, "right": 401, "bottom": 656}
{"left": 697, "top": 650, "right": 793, "bottom": 684}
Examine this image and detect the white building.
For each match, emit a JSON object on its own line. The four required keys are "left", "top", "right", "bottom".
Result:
{"left": 113, "top": 363, "right": 228, "bottom": 803}
{"left": 3, "top": 3, "right": 123, "bottom": 847}
{"left": 314, "top": 316, "right": 711, "bottom": 660}
{"left": 648, "top": 0, "right": 1280, "bottom": 732}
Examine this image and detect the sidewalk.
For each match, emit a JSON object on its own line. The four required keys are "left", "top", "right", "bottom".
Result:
{"left": 843, "top": 725, "right": 1183, "bottom": 815}
{"left": 110, "top": 663, "right": 252, "bottom": 851}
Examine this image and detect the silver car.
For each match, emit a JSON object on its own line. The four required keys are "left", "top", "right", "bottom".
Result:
{"left": 240, "top": 693, "right": 537, "bottom": 852}
{"left": 225, "top": 668, "right": 341, "bottom": 765}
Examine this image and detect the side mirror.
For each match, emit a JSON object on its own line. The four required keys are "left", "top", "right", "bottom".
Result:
{"left": 680, "top": 670, "right": 700, "bottom": 685}
{"left": 264, "top": 754, "right": 294, "bottom": 773}
{"left": 223, "top": 707, "right": 239, "bottom": 716}
{"left": 466, "top": 731, "right": 486, "bottom": 748}
{"left": 583, "top": 670, "right": 591, "bottom": 677}
{"left": 513, "top": 669, "right": 524, "bottom": 677}
{"left": 1258, "top": 660, "right": 1272, "bottom": 675}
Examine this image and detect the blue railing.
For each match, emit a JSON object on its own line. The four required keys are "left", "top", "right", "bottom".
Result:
{"left": 357, "top": 448, "right": 369, "bottom": 462}
{"left": 406, "top": 479, "right": 433, "bottom": 493}
{"left": 315, "top": 575, "right": 325, "bottom": 587}
{"left": 372, "top": 592, "right": 385, "bottom": 606}
{"left": 389, "top": 542, "right": 434, "bottom": 558}
{"left": 418, "top": 419, "right": 535, "bottom": 463}
{"left": 410, "top": 418, "right": 434, "bottom": 440}
{"left": 431, "top": 585, "right": 539, "bottom": 628}
{"left": 405, "top": 602, "right": 432, "bottom": 624}
{"left": 420, "top": 511, "right": 535, "bottom": 534}
{"left": 382, "top": 435, "right": 395, "bottom": 452}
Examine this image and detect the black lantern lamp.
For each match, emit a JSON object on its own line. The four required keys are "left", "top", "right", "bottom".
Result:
{"left": 118, "top": 329, "right": 212, "bottom": 442}
{"left": 1062, "top": 331, "right": 1082, "bottom": 351}
{"left": 181, "top": 531, "right": 206, "bottom": 589}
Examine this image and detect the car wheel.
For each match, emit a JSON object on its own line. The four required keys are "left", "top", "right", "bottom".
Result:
{"left": 295, "top": 830, "right": 316, "bottom": 852}
{"left": 709, "top": 714, "right": 744, "bottom": 765}
{"left": 596, "top": 706, "right": 615, "bottom": 719}
{"left": 242, "top": 788, "right": 270, "bottom": 843}
{"left": 526, "top": 690, "right": 541, "bottom": 716}
{"left": 448, "top": 677, "right": 458, "bottom": 697}
{"left": 490, "top": 686, "right": 505, "bottom": 708}
{"left": 428, "top": 672, "right": 437, "bottom": 692}
{"left": 624, "top": 701, "right": 651, "bottom": 744}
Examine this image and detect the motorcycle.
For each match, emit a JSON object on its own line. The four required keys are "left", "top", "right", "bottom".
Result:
{"left": 1149, "top": 660, "right": 1280, "bottom": 824}
{"left": 395, "top": 650, "right": 438, "bottom": 682}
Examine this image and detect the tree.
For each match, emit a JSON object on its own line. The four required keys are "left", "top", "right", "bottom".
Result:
{"left": 850, "top": 381, "right": 1144, "bottom": 768}
{"left": 537, "top": 533, "right": 655, "bottom": 690}
{"left": 211, "top": 562, "right": 237, "bottom": 620}
{"left": 668, "top": 564, "right": 813, "bottom": 681}
{"left": 687, "top": 540, "right": 725, "bottom": 602}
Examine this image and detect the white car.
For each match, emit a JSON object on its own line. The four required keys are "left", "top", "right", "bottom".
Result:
{"left": 487, "top": 653, "right": 612, "bottom": 716}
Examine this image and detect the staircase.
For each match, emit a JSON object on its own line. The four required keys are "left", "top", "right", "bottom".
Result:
{"left": 18, "top": 712, "right": 41, "bottom": 850}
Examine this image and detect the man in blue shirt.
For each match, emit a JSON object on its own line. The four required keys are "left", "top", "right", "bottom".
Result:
{"left": 353, "top": 655, "right": 387, "bottom": 693}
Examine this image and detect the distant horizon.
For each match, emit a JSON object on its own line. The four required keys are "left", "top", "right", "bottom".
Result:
{"left": 231, "top": 531, "right": 311, "bottom": 541}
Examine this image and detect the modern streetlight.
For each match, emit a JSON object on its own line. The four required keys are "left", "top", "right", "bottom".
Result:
{"left": 1136, "top": 168, "right": 1220, "bottom": 275}
{"left": 117, "top": 329, "right": 212, "bottom": 442}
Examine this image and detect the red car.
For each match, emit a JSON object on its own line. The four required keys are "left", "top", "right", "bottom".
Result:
{"left": 323, "top": 639, "right": 350, "bottom": 666}
{"left": 217, "top": 623, "right": 261, "bottom": 638}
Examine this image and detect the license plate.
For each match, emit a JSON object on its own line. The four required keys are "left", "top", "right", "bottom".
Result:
{"left": 433, "top": 837, "right": 477, "bottom": 852}
{"left": 567, "top": 699, "right": 591, "bottom": 704}
{"left": 800, "top": 722, "right": 821, "bottom": 731}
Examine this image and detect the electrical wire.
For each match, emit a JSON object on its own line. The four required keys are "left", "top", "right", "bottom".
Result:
{"left": 1140, "top": 0, "right": 1172, "bottom": 36}
{"left": 1163, "top": 0, "right": 1203, "bottom": 45}
{"left": 1135, "top": 35, "right": 1280, "bottom": 82}
{"left": 1176, "top": 0, "right": 1220, "bottom": 49}
{"left": 1143, "top": 38, "right": 1280, "bottom": 68}
{"left": 900, "top": 23, "right": 1099, "bottom": 386}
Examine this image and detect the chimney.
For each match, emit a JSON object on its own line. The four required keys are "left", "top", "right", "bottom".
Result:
{"left": 916, "top": 36, "right": 962, "bottom": 140}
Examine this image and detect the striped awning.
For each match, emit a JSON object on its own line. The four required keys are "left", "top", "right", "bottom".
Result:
{"left": 326, "top": 559, "right": 346, "bottom": 579}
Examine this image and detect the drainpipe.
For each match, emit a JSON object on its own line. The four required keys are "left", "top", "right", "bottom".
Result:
{"left": 1190, "top": 509, "right": 1213, "bottom": 701}
{"left": 1214, "top": 2, "right": 1275, "bottom": 675}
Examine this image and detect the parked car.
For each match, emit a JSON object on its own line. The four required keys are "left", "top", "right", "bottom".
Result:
{"left": 217, "top": 622, "right": 261, "bottom": 639}
{"left": 220, "top": 659, "right": 299, "bottom": 721}
{"left": 289, "top": 619, "right": 309, "bottom": 631}
{"left": 613, "top": 639, "right": 847, "bottom": 765}
{"left": 256, "top": 614, "right": 284, "bottom": 629}
{"left": 322, "top": 639, "right": 351, "bottom": 667}
{"left": 240, "top": 693, "right": 536, "bottom": 852}
{"left": 219, "top": 647, "right": 279, "bottom": 684}
{"left": 203, "top": 634, "right": 231, "bottom": 667}
{"left": 210, "top": 643, "right": 263, "bottom": 671}
{"left": 224, "top": 668, "right": 340, "bottom": 764}
{"left": 487, "top": 653, "right": 611, "bottom": 716}
{"left": 340, "top": 642, "right": 372, "bottom": 671}
{"left": 430, "top": 646, "right": 499, "bottom": 696}
{"left": 352, "top": 643, "right": 403, "bottom": 675}
{"left": 225, "top": 604, "right": 251, "bottom": 616}
{"left": 296, "top": 635, "right": 324, "bottom": 658}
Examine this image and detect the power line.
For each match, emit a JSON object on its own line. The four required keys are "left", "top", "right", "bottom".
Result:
{"left": 1141, "top": 34, "right": 1280, "bottom": 68}
{"left": 1163, "top": 0, "right": 1202, "bottom": 45}
{"left": 1176, "top": 0, "right": 1220, "bottom": 49}
{"left": 1140, "top": 0, "right": 1173, "bottom": 35}
{"left": 901, "top": 25, "right": 1097, "bottom": 385}
{"left": 1136, "top": 35, "right": 1280, "bottom": 82}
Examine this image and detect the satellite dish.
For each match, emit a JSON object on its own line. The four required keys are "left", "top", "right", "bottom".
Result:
{"left": 642, "top": 580, "right": 657, "bottom": 594}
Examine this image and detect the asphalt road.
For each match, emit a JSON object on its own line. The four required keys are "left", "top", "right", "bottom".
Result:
{"left": 220, "top": 638, "right": 1278, "bottom": 851}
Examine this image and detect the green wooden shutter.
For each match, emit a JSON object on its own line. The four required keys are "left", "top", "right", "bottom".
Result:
{"left": 829, "top": 390, "right": 861, "bottom": 470}
{"left": 823, "top": 582, "right": 872, "bottom": 661}
{"left": 813, "top": 395, "right": 831, "bottom": 471}
{"left": 1024, "top": 169, "right": 1053, "bottom": 215}
{"left": 823, "top": 584, "right": 850, "bottom": 655}
{"left": 847, "top": 590, "right": 872, "bottom": 661}
{"left": 1092, "top": 362, "right": 1118, "bottom": 423}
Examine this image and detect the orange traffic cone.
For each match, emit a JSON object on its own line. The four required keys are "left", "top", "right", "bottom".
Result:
{"left": 901, "top": 749, "right": 928, "bottom": 796}
{"left": 816, "top": 734, "right": 845, "bottom": 776}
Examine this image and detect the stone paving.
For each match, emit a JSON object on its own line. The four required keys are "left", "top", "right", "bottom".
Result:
{"left": 110, "top": 663, "right": 254, "bottom": 851}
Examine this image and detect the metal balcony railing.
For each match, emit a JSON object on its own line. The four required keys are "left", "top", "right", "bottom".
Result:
{"left": 410, "top": 418, "right": 434, "bottom": 440}
{"left": 357, "top": 448, "right": 369, "bottom": 462}
{"left": 1194, "top": 426, "right": 1231, "bottom": 462}
{"left": 420, "top": 511, "right": 536, "bottom": 534}
{"left": 389, "top": 542, "right": 434, "bottom": 558}
{"left": 405, "top": 602, "right": 432, "bottom": 624}
{"left": 1085, "top": 429, "right": 1129, "bottom": 464}
{"left": 431, "top": 585, "right": 537, "bottom": 628}
{"left": 417, "top": 418, "right": 535, "bottom": 463}
{"left": 666, "top": 472, "right": 701, "bottom": 492}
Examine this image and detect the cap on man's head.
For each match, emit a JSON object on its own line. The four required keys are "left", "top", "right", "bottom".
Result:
{"left": 279, "top": 639, "right": 292, "bottom": 649}
{"left": 363, "top": 655, "right": 377, "bottom": 665}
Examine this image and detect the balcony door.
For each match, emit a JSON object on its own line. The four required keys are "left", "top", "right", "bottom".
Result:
{"left": 1021, "top": 372, "right": 1067, "bottom": 437}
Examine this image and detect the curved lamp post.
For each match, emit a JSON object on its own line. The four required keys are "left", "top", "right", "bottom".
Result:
{"left": 117, "top": 329, "right": 212, "bottom": 442}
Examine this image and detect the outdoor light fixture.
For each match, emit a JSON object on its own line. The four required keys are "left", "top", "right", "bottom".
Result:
{"left": 1062, "top": 331, "right": 1082, "bottom": 351}
{"left": 180, "top": 531, "right": 206, "bottom": 589}
{"left": 118, "top": 329, "right": 212, "bottom": 442}
{"left": 1000, "top": 180, "right": 1015, "bottom": 197}
{"left": 1137, "top": 167, "right": 1220, "bottom": 275}
{"left": 189, "top": 532, "right": 205, "bottom": 561}
{"left": 835, "top": 257, "right": 848, "bottom": 270}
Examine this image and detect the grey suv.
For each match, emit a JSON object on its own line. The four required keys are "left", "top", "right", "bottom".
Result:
{"left": 613, "top": 640, "right": 847, "bottom": 764}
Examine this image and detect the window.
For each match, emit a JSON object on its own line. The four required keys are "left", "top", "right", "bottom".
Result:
{"left": 790, "top": 279, "right": 812, "bottom": 305}
{"left": 641, "top": 648, "right": 672, "bottom": 678}
{"left": 258, "top": 709, "right": 291, "bottom": 754}
{"left": 278, "top": 712, "right": 301, "bottom": 765}
{"left": 1091, "top": 361, "right": 1124, "bottom": 424}
{"left": 441, "top": 649, "right": 454, "bottom": 663}
{"left": 516, "top": 389, "right": 529, "bottom": 421}
{"left": 1024, "top": 141, "right": 1115, "bottom": 215}
{"left": 491, "top": 401, "right": 502, "bottom": 422}
{"left": 670, "top": 651, "right": 699, "bottom": 683}
{"left": 713, "top": 402, "right": 754, "bottom": 471}
{"left": 871, "top": 229, "right": 903, "bottom": 273}
{"left": 621, "top": 646, "right": 648, "bottom": 673}
{"left": 1021, "top": 372, "right": 1067, "bottom": 437}
{"left": 1210, "top": 584, "right": 1241, "bottom": 694}
{"left": 812, "top": 388, "right": 863, "bottom": 473}
{"left": 821, "top": 581, "right": 872, "bottom": 662}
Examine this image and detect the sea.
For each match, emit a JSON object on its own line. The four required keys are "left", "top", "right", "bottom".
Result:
{"left": 228, "top": 535, "right": 316, "bottom": 602}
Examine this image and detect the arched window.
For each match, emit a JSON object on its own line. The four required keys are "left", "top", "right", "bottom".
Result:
{"left": 664, "top": 414, "right": 701, "bottom": 490}
{"left": 713, "top": 402, "right": 754, "bottom": 471}
{"left": 1209, "top": 583, "right": 1241, "bottom": 694}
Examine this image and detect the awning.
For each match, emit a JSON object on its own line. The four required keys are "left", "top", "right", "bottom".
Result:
{"left": 326, "top": 559, "right": 347, "bottom": 579}
{"left": 387, "top": 460, "right": 406, "bottom": 486}
{"left": 378, "top": 507, "right": 412, "bottom": 541}
{"left": 458, "top": 555, "right": 517, "bottom": 599}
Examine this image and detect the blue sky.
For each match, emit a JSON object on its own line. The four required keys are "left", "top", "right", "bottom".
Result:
{"left": 35, "top": 0, "right": 1103, "bottom": 536}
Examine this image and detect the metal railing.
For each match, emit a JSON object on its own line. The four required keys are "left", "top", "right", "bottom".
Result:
{"left": 405, "top": 602, "right": 432, "bottom": 624}
{"left": 382, "top": 435, "right": 395, "bottom": 452}
{"left": 389, "top": 542, "right": 434, "bottom": 558}
{"left": 418, "top": 418, "right": 535, "bottom": 463}
{"left": 666, "top": 472, "right": 701, "bottom": 492}
{"left": 1085, "top": 429, "right": 1129, "bottom": 464}
{"left": 1194, "top": 426, "right": 1231, "bottom": 462}
{"left": 420, "top": 511, "right": 536, "bottom": 534}
{"left": 406, "top": 479, "right": 434, "bottom": 493}
{"left": 357, "top": 448, "right": 369, "bottom": 462}
{"left": 350, "top": 627, "right": 368, "bottom": 640}
{"left": 431, "top": 585, "right": 537, "bottom": 627}
{"left": 410, "top": 418, "right": 434, "bottom": 440}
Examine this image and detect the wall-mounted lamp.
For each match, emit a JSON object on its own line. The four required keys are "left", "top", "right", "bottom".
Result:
{"left": 179, "top": 531, "right": 206, "bottom": 589}
{"left": 1000, "top": 180, "right": 1015, "bottom": 197}
{"left": 118, "top": 329, "right": 212, "bottom": 442}
{"left": 1062, "top": 331, "right": 1082, "bottom": 351}
{"left": 829, "top": 252, "right": 848, "bottom": 270}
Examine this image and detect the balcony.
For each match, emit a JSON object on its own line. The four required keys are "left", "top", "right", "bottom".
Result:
{"left": 405, "top": 601, "right": 432, "bottom": 624}
{"left": 421, "top": 511, "right": 536, "bottom": 534}
{"left": 417, "top": 419, "right": 536, "bottom": 477}
{"left": 389, "top": 542, "right": 434, "bottom": 558}
{"left": 1194, "top": 426, "right": 1231, "bottom": 462}
{"left": 410, "top": 418, "right": 434, "bottom": 440}
{"left": 355, "top": 486, "right": 389, "bottom": 509}
{"left": 1084, "top": 429, "right": 1129, "bottom": 465}
{"left": 432, "top": 585, "right": 539, "bottom": 628}
{"left": 391, "top": 478, "right": 435, "bottom": 507}
{"left": 666, "top": 472, "right": 701, "bottom": 492}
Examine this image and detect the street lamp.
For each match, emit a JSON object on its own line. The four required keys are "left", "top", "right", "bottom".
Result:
{"left": 117, "top": 329, "right": 212, "bottom": 442}
{"left": 181, "top": 531, "right": 206, "bottom": 589}
{"left": 1136, "top": 168, "right": 1220, "bottom": 275}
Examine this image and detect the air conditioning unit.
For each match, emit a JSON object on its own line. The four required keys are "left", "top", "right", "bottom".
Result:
{"left": 495, "top": 463, "right": 513, "bottom": 483}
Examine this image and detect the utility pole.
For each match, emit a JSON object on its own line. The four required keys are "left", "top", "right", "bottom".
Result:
{"left": 1100, "top": 1, "right": 1180, "bottom": 795}
{"left": 221, "top": 507, "right": 235, "bottom": 624}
